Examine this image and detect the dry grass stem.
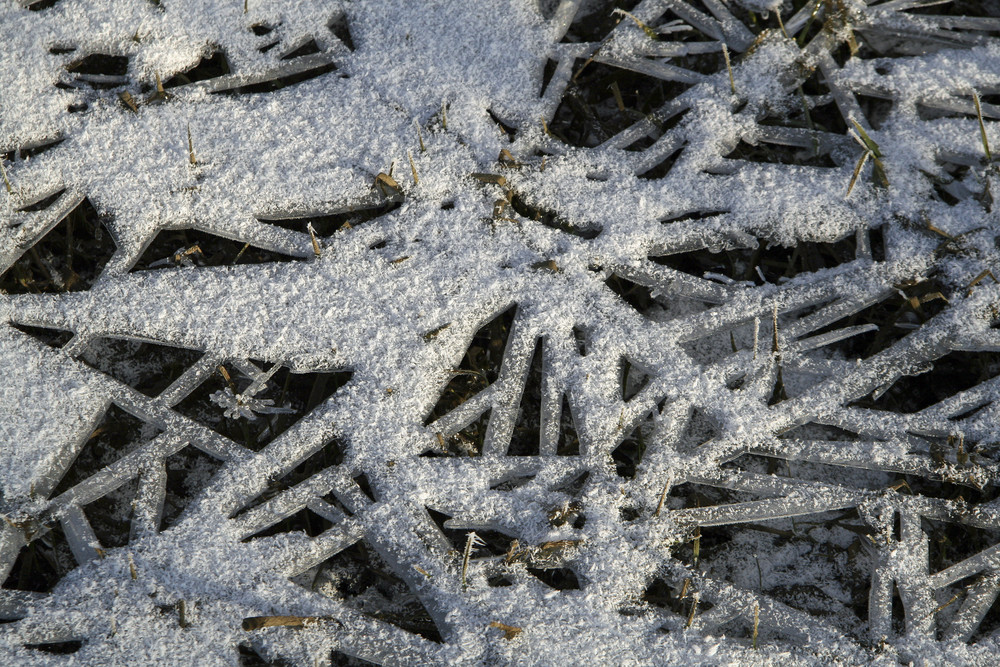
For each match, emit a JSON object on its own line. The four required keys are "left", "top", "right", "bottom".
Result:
{"left": 846, "top": 150, "right": 869, "bottom": 197}
{"left": 753, "top": 317, "right": 759, "bottom": 360}
{"left": 471, "top": 173, "right": 507, "bottom": 186}
{"left": 119, "top": 92, "right": 138, "bottom": 112}
{"left": 973, "top": 91, "right": 993, "bottom": 162}
{"left": 489, "top": 621, "right": 522, "bottom": 640}
{"left": 655, "top": 477, "right": 670, "bottom": 517}
{"left": 753, "top": 602, "right": 760, "bottom": 649}
{"left": 686, "top": 591, "right": 700, "bottom": 628}
{"left": 722, "top": 44, "right": 736, "bottom": 95}
{"left": 610, "top": 80, "right": 625, "bottom": 111}
{"left": 408, "top": 150, "right": 419, "bottom": 185}
{"left": 612, "top": 8, "right": 658, "bottom": 40}
{"left": 0, "top": 161, "right": 11, "bottom": 194}
{"left": 242, "top": 616, "right": 335, "bottom": 631}
{"left": 307, "top": 223, "right": 321, "bottom": 257}
{"left": 375, "top": 172, "right": 402, "bottom": 199}
{"left": 187, "top": 124, "right": 196, "bottom": 165}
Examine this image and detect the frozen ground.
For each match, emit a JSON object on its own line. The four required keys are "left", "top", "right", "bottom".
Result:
{"left": 2, "top": 0, "right": 1000, "bottom": 664}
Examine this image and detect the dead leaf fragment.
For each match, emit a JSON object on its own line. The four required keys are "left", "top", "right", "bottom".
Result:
{"left": 489, "top": 621, "right": 522, "bottom": 640}
{"left": 375, "top": 172, "right": 403, "bottom": 199}
{"left": 471, "top": 173, "right": 507, "bottom": 187}
{"left": 530, "top": 259, "right": 559, "bottom": 272}
{"left": 242, "top": 615, "right": 342, "bottom": 631}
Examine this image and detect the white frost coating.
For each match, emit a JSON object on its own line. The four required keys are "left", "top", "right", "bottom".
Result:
{"left": 1, "top": 0, "right": 1000, "bottom": 664}
{"left": 0, "top": 328, "right": 108, "bottom": 502}
{"left": 732, "top": 0, "right": 784, "bottom": 15}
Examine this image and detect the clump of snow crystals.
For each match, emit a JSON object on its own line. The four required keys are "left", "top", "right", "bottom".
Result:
{"left": 2, "top": 0, "right": 1000, "bottom": 665}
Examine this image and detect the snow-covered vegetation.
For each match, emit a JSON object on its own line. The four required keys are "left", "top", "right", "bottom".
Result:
{"left": 2, "top": 0, "right": 1000, "bottom": 664}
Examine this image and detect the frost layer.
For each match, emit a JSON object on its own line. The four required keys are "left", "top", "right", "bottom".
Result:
{"left": 2, "top": 0, "right": 1000, "bottom": 665}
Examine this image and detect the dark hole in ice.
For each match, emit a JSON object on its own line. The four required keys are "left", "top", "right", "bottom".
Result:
{"left": 508, "top": 337, "right": 543, "bottom": 456}
{"left": 232, "top": 438, "right": 345, "bottom": 520}
{"left": 216, "top": 63, "right": 339, "bottom": 95}
{"left": 132, "top": 227, "right": 302, "bottom": 271}
{"left": 77, "top": 338, "right": 202, "bottom": 398}
{"left": 604, "top": 272, "right": 657, "bottom": 315}
{"left": 281, "top": 38, "right": 321, "bottom": 60}
{"left": 620, "top": 356, "right": 650, "bottom": 402}
{"left": 305, "top": 540, "right": 444, "bottom": 643}
{"left": 1, "top": 197, "right": 114, "bottom": 294}
{"left": 547, "top": 53, "right": 696, "bottom": 150}
{"left": 50, "top": 405, "right": 158, "bottom": 499}
{"left": 263, "top": 201, "right": 400, "bottom": 237}
{"left": 17, "top": 137, "right": 65, "bottom": 160}
{"left": 160, "top": 445, "right": 227, "bottom": 531}
{"left": 67, "top": 54, "right": 128, "bottom": 77}
{"left": 510, "top": 194, "right": 601, "bottom": 239}
{"left": 651, "top": 235, "right": 859, "bottom": 286}
{"left": 25, "top": 640, "right": 83, "bottom": 654}
{"left": 425, "top": 305, "right": 517, "bottom": 424}
{"left": 245, "top": 506, "right": 332, "bottom": 540}
{"left": 328, "top": 13, "right": 355, "bottom": 52}
{"left": 9, "top": 323, "right": 74, "bottom": 349}
{"left": 722, "top": 139, "right": 838, "bottom": 169}
{"left": 2, "top": 524, "right": 75, "bottom": 594}
{"left": 539, "top": 58, "right": 558, "bottom": 97}
{"left": 80, "top": 477, "right": 139, "bottom": 549}
{"left": 27, "top": 0, "right": 62, "bottom": 11}
{"left": 487, "top": 108, "right": 516, "bottom": 142}
{"left": 162, "top": 50, "right": 229, "bottom": 88}
{"left": 174, "top": 362, "right": 352, "bottom": 451}
{"left": 527, "top": 567, "right": 580, "bottom": 590}
{"left": 425, "top": 508, "right": 515, "bottom": 558}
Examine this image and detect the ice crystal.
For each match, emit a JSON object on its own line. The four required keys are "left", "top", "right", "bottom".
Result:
{"left": 2, "top": 0, "right": 1000, "bottom": 665}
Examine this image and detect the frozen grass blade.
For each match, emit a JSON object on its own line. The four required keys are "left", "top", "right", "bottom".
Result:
{"left": 846, "top": 149, "right": 870, "bottom": 197}
{"left": 722, "top": 43, "right": 735, "bottom": 96}
{"left": 187, "top": 124, "right": 196, "bottom": 166}
{"left": 973, "top": 90, "right": 993, "bottom": 163}
{"left": 0, "top": 1, "right": 998, "bottom": 664}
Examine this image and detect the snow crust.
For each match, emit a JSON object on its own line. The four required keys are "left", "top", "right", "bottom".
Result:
{"left": 2, "top": 0, "right": 1000, "bottom": 664}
